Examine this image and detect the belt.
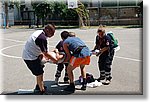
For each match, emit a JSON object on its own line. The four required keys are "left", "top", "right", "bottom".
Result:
{"left": 74, "top": 45, "right": 86, "bottom": 54}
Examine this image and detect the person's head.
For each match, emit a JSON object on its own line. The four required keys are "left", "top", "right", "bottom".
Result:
{"left": 61, "top": 31, "right": 70, "bottom": 40}
{"left": 43, "top": 24, "right": 55, "bottom": 37}
{"left": 69, "top": 32, "right": 76, "bottom": 37}
{"left": 97, "top": 25, "right": 105, "bottom": 38}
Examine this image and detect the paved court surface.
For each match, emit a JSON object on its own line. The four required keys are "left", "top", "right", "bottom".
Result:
{"left": 0, "top": 27, "right": 142, "bottom": 95}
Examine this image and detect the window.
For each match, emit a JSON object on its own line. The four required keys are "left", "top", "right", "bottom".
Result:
{"left": 119, "top": 0, "right": 137, "bottom": 6}
{"left": 101, "top": 0, "right": 117, "bottom": 7}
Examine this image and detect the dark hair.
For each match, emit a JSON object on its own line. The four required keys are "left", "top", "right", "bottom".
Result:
{"left": 61, "top": 31, "right": 70, "bottom": 40}
{"left": 45, "top": 24, "right": 55, "bottom": 30}
{"left": 43, "top": 24, "right": 55, "bottom": 37}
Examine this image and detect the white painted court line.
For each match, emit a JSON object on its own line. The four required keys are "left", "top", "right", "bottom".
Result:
{"left": 0, "top": 38, "right": 25, "bottom": 43}
{"left": 0, "top": 38, "right": 94, "bottom": 43}
{"left": 0, "top": 43, "right": 142, "bottom": 62}
{"left": 0, "top": 38, "right": 142, "bottom": 62}
{"left": 0, "top": 44, "right": 23, "bottom": 59}
{"left": 115, "top": 56, "right": 142, "bottom": 62}
{"left": 0, "top": 43, "right": 55, "bottom": 59}
{"left": 18, "top": 89, "right": 34, "bottom": 94}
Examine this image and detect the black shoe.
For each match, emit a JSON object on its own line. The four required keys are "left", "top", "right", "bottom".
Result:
{"left": 63, "top": 77, "right": 69, "bottom": 83}
{"left": 107, "top": 76, "right": 112, "bottom": 81}
{"left": 81, "top": 85, "right": 86, "bottom": 91}
{"left": 102, "top": 77, "right": 112, "bottom": 85}
{"left": 34, "top": 85, "right": 47, "bottom": 91}
{"left": 39, "top": 90, "right": 46, "bottom": 95}
{"left": 64, "top": 84, "right": 75, "bottom": 92}
{"left": 102, "top": 80, "right": 111, "bottom": 85}
{"left": 97, "top": 77, "right": 105, "bottom": 82}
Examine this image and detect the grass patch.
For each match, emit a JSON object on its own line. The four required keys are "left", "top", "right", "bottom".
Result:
{"left": 123, "top": 25, "right": 143, "bottom": 28}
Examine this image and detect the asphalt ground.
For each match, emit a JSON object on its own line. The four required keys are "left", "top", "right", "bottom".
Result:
{"left": 0, "top": 27, "right": 142, "bottom": 95}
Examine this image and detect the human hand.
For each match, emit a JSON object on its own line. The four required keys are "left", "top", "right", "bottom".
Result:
{"left": 96, "top": 50, "right": 102, "bottom": 56}
{"left": 53, "top": 49, "right": 59, "bottom": 53}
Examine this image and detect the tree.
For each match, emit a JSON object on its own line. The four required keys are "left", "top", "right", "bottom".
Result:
{"left": 52, "top": 2, "right": 78, "bottom": 26}
{"left": 74, "top": 1, "right": 90, "bottom": 27}
{"left": 32, "top": 0, "right": 54, "bottom": 27}
{"left": 32, "top": 1, "right": 78, "bottom": 26}
{"left": 62, "top": 8, "right": 78, "bottom": 25}
{"left": 52, "top": 2, "right": 66, "bottom": 20}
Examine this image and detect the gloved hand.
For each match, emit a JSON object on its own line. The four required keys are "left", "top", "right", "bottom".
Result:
{"left": 91, "top": 49, "right": 100, "bottom": 56}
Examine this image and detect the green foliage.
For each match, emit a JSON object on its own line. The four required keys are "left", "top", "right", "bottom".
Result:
{"left": 74, "top": 1, "right": 90, "bottom": 27}
{"left": 32, "top": 1, "right": 53, "bottom": 19}
{"left": 8, "top": 0, "right": 20, "bottom": 9}
{"left": 32, "top": 1, "right": 78, "bottom": 26}
{"left": 32, "top": 0, "right": 54, "bottom": 26}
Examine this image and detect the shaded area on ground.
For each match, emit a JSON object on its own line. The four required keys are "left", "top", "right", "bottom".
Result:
{"left": 2, "top": 80, "right": 81, "bottom": 95}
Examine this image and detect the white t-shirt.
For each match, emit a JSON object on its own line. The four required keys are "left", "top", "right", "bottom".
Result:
{"left": 22, "top": 30, "right": 48, "bottom": 60}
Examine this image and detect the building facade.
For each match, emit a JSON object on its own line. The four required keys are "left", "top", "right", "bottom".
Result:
{"left": 0, "top": 0, "right": 143, "bottom": 27}
{"left": 86, "top": 0, "right": 142, "bottom": 25}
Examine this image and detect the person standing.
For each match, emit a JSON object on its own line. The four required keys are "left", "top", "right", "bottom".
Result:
{"left": 54, "top": 31, "right": 76, "bottom": 84}
{"left": 54, "top": 40, "right": 69, "bottom": 84}
{"left": 92, "top": 25, "right": 115, "bottom": 85}
{"left": 22, "top": 24, "right": 57, "bottom": 94}
{"left": 62, "top": 31, "right": 91, "bottom": 92}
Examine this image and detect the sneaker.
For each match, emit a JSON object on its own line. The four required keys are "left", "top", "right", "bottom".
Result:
{"left": 39, "top": 90, "right": 46, "bottom": 95}
{"left": 81, "top": 85, "right": 86, "bottom": 91}
{"left": 64, "top": 84, "right": 75, "bottom": 92}
{"left": 102, "top": 76, "right": 112, "bottom": 85}
{"left": 107, "top": 76, "right": 112, "bottom": 81}
{"left": 102, "top": 80, "right": 110, "bottom": 85}
{"left": 55, "top": 77, "right": 59, "bottom": 84}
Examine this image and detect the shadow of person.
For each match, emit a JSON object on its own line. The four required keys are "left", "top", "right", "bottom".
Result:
{"left": 3, "top": 80, "right": 77, "bottom": 95}
{"left": 44, "top": 81, "right": 74, "bottom": 95}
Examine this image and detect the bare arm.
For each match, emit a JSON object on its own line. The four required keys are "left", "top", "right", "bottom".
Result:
{"left": 63, "top": 43, "right": 71, "bottom": 63}
{"left": 42, "top": 52, "right": 58, "bottom": 63}
{"left": 52, "top": 49, "right": 61, "bottom": 59}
